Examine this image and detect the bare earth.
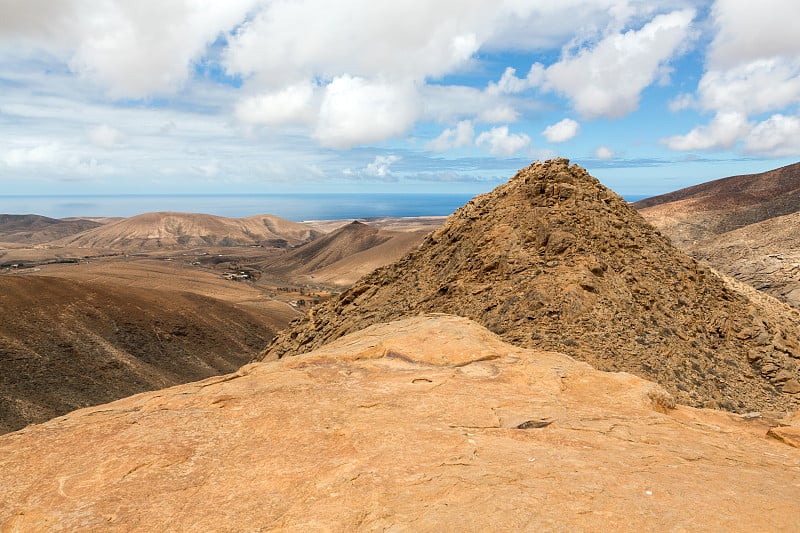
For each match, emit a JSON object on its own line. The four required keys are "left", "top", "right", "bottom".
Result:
{"left": 637, "top": 161, "right": 800, "bottom": 309}
{"left": 1, "top": 315, "right": 798, "bottom": 531}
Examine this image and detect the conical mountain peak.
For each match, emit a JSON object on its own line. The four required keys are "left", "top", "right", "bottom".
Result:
{"left": 264, "top": 160, "right": 800, "bottom": 413}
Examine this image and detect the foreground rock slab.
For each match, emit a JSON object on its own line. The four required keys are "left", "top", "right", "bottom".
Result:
{"left": 1, "top": 315, "right": 799, "bottom": 531}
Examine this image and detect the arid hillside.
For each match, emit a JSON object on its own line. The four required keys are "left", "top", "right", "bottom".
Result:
{"left": 636, "top": 161, "right": 800, "bottom": 310}
{"left": 265, "top": 159, "right": 800, "bottom": 414}
{"left": 0, "top": 274, "right": 292, "bottom": 434}
{"left": 635, "top": 162, "right": 800, "bottom": 247}
{"left": 684, "top": 210, "right": 800, "bottom": 308}
{"left": 0, "top": 214, "right": 105, "bottom": 245}
{"left": 261, "top": 220, "right": 429, "bottom": 286}
{"left": 54, "top": 211, "right": 323, "bottom": 249}
{"left": 2, "top": 315, "right": 798, "bottom": 531}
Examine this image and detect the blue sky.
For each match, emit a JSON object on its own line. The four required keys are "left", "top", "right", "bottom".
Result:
{"left": 1, "top": 0, "right": 799, "bottom": 199}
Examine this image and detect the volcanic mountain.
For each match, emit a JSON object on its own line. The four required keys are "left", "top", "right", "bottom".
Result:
{"left": 635, "top": 161, "right": 800, "bottom": 247}
{"left": 54, "top": 212, "right": 322, "bottom": 249}
{"left": 0, "top": 275, "right": 286, "bottom": 434}
{"left": 0, "top": 214, "right": 104, "bottom": 245}
{"left": 261, "top": 220, "right": 429, "bottom": 286}
{"left": 264, "top": 159, "right": 800, "bottom": 413}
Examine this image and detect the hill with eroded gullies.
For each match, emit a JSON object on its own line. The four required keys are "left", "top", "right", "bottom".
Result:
{"left": 260, "top": 220, "right": 430, "bottom": 286}
{"left": 636, "top": 162, "right": 800, "bottom": 310}
{"left": 0, "top": 275, "right": 289, "bottom": 434}
{"left": 0, "top": 214, "right": 105, "bottom": 245}
{"left": 635, "top": 162, "right": 800, "bottom": 247}
{"left": 54, "top": 211, "right": 323, "bottom": 249}
{"left": 264, "top": 159, "right": 800, "bottom": 414}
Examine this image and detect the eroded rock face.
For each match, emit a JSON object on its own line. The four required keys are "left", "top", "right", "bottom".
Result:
{"left": 2, "top": 315, "right": 798, "bottom": 531}
{"left": 264, "top": 159, "right": 800, "bottom": 414}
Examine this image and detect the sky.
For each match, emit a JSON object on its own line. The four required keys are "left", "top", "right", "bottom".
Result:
{"left": 1, "top": 0, "right": 799, "bottom": 199}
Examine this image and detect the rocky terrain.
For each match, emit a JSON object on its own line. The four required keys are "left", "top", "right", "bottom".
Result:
{"left": 0, "top": 274, "right": 291, "bottom": 434}
{"left": 636, "top": 162, "right": 800, "bottom": 310}
{"left": 265, "top": 159, "right": 800, "bottom": 414}
{"left": 53, "top": 211, "right": 322, "bottom": 249}
{"left": 2, "top": 315, "right": 798, "bottom": 531}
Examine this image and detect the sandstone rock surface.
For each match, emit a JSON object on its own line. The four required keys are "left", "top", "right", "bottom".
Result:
{"left": 264, "top": 159, "right": 800, "bottom": 414}
{"left": 1, "top": 315, "right": 799, "bottom": 531}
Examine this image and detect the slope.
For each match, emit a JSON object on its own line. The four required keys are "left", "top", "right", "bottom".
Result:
{"left": 262, "top": 220, "right": 428, "bottom": 286}
{"left": 264, "top": 159, "right": 800, "bottom": 413}
{"left": 0, "top": 275, "right": 285, "bottom": 434}
{"left": 54, "top": 212, "right": 322, "bottom": 249}
{"left": 2, "top": 315, "right": 799, "bottom": 531}
{"left": 635, "top": 161, "right": 800, "bottom": 246}
{"left": 684, "top": 210, "right": 800, "bottom": 307}
{"left": 0, "top": 214, "right": 103, "bottom": 245}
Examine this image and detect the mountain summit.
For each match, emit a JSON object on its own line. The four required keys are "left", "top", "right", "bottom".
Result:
{"left": 264, "top": 159, "right": 800, "bottom": 413}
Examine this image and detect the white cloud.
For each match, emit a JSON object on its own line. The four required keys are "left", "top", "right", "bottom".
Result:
{"left": 426, "top": 120, "right": 475, "bottom": 152}
{"left": 477, "top": 105, "right": 519, "bottom": 124}
{"left": 707, "top": 0, "right": 800, "bottom": 69}
{"left": 696, "top": 59, "right": 800, "bottom": 116}
{"left": 314, "top": 75, "right": 421, "bottom": 149}
{"left": 364, "top": 155, "right": 401, "bottom": 177}
{"left": 542, "top": 9, "right": 696, "bottom": 118}
{"left": 668, "top": 92, "right": 695, "bottom": 112}
{"left": 663, "top": 111, "right": 751, "bottom": 151}
{"left": 542, "top": 118, "right": 580, "bottom": 143}
{"left": 744, "top": 114, "right": 800, "bottom": 157}
{"left": 663, "top": 2, "right": 800, "bottom": 155}
{"left": 2, "top": 142, "right": 63, "bottom": 168}
{"left": 475, "top": 125, "right": 531, "bottom": 157}
{"left": 486, "top": 66, "right": 544, "bottom": 95}
{"left": 235, "top": 83, "right": 316, "bottom": 126}
{"left": 595, "top": 146, "right": 614, "bottom": 159}
{"left": 224, "top": 1, "right": 489, "bottom": 86}
{"left": 87, "top": 124, "right": 123, "bottom": 148}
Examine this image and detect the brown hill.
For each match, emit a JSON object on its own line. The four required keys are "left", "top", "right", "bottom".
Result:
{"left": 2, "top": 315, "right": 799, "bottom": 531}
{"left": 0, "top": 214, "right": 104, "bottom": 245}
{"left": 264, "top": 159, "right": 800, "bottom": 414}
{"left": 262, "top": 220, "right": 429, "bottom": 286}
{"left": 0, "top": 274, "right": 286, "bottom": 434}
{"left": 683, "top": 210, "right": 800, "bottom": 307}
{"left": 635, "top": 161, "right": 800, "bottom": 247}
{"left": 54, "top": 212, "right": 322, "bottom": 249}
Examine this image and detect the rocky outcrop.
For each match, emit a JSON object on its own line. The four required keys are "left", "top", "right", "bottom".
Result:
{"left": 2, "top": 315, "right": 798, "bottom": 531}
{"left": 264, "top": 159, "right": 800, "bottom": 414}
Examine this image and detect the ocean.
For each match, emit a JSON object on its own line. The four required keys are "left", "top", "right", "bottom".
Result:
{"left": 0, "top": 193, "right": 650, "bottom": 221}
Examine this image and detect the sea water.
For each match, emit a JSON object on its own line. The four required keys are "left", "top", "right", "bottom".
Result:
{"left": 0, "top": 193, "right": 650, "bottom": 221}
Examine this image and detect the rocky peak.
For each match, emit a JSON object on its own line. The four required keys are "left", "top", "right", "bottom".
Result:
{"left": 263, "top": 159, "right": 800, "bottom": 414}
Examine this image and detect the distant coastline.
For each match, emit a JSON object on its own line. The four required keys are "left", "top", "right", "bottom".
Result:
{"left": 0, "top": 192, "right": 651, "bottom": 221}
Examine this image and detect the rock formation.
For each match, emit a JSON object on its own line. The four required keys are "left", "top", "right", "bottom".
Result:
{"left": 2, "top": 315, "right": 798, "bottom": 531}
{"left": 264, "top": 159, "right": 800, "bottom": 414}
